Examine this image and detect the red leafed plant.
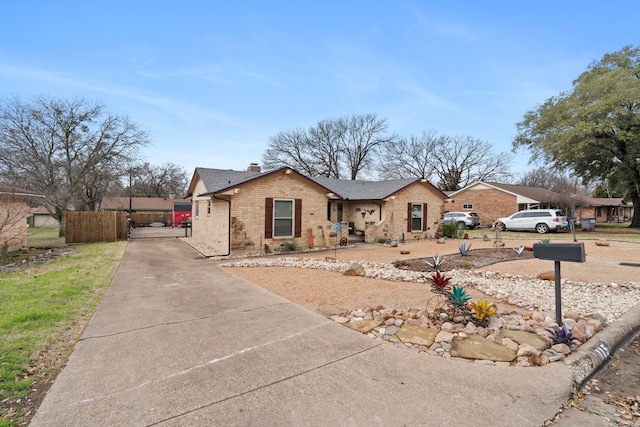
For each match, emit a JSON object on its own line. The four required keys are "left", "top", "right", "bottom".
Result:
{"left": 429, "top": 271, "right": 452, "bottom": 294}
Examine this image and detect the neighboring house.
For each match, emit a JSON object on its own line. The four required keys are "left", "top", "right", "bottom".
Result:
{"left": 574, "top": 197, "right": 634, "bottom": 223}
{"left": 0, "top": 184, "right": 43, "bottom": 253}
{"left": 447, "top": 181, "right": 567, "bottom": 225}
{"left": 28, "top": 205, "right": 59, "bottom": 228}
{"left": 186, "top": 166, "right": 448, "bottom": 256}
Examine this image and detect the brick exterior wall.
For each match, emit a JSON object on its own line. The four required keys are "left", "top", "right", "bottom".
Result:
{"left": 192, "top": 171, "right": 331, "bottom": 256}
{"left": 448, "top": 188, "right": 517, "bottom": 226}
{"left": 0, "top": 195, "right": 30, "bottom": 253}
{"left": 192, "top": 173, "right": 447, "bottom": 255}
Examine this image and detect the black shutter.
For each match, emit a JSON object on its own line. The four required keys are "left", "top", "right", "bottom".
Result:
{"left": 265, "top": 198, "right": 273, "bottom": 238}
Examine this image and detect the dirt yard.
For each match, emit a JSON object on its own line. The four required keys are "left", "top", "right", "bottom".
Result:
{"left": 222, "top": 237, "right": 640, "bottom": 316}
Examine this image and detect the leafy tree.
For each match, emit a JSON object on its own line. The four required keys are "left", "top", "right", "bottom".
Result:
{"left": 378, "top": 131, "right": 512, "bottom": 190}
{"left": 262, "top": 114, "right": 394, "bottom": 179}
{"left": 0, "top": 95, "right": 149, "bottom": 236}
{"left": 513, "top": 46, "right": 640, "bottom": 228}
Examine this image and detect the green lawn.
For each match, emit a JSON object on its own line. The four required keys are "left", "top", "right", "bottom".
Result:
{"left": 27, "top": 227, "right": 65, "bottom": 248}
{"left": 0, "top": 240, "right": 126, "bottom": 426}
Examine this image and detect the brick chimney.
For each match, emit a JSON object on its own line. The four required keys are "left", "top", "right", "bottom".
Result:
{"left": 247, "top": 163, "right": 261, "bottom": 173}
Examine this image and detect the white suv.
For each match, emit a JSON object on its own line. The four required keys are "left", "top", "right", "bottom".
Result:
{"left": 495, "top": 209, "right": 568, "bottom": 234}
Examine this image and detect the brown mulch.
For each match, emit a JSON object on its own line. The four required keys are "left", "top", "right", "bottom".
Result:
{"left": 397, "top": 247, "right": 535, "bottom": 272}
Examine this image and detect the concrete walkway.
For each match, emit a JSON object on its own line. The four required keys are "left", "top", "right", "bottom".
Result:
{"left": 32, "top": 239, "right": 579, "bottom": 426}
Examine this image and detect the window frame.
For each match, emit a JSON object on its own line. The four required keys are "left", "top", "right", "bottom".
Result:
{"left": 273, "top": 198, "right": 294, "bottom": 238}
{"left": 411, "top": 203, "right": 423, "bottom": 232}
{"left": 462, "top": 203, "right": 473, "bottom": 210}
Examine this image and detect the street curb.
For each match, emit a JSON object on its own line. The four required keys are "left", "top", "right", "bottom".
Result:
{"left": 564, "top": 301, "right": 640, "bottom": 385}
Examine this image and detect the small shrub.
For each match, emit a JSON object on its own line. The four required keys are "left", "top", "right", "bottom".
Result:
{"left": 393, "top": 259, "right": 409, "bottom": 268}
{"left": 443, "top": 223, "right": 457, "bottom": 238}
{"left": 375, "top": 236, "right": 390, "bottom": 244}
{"left": 539, "top": 238, "right": 551, "bottom": 244}
{"left": 281, "top": 240, "right": 298, "bottom": 252}
{"left": 545, "top": 324, "right": 579, "bottom": 347}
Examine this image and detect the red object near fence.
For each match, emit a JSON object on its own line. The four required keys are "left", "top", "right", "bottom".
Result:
{"left": 173, "top": 201, "right": 192, "bottom": 227}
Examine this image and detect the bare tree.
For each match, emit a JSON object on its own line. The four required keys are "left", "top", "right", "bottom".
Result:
{"left": 125, "top": 162, "right": 189, "bottom": 198}
{"left": 377, "top": 131, "right": 512, "bottom": 190}
{"left": 0, "top": 95, "right": 149, "bottom": 236}
{"left": 262, "top": 128, "right": 322, "bottom": 177}
{"left": 517, "top": 167, "right": 592, "bottom": 216}
{"left": 262, "top": 114, "right": 394, "bottom": 179}
{"left": 338, "top": 114, "right": 395, "bottom": 180}
{"left": 378, "top": 130, "right": 442, "bottom": 179}
{"left": 432, "top": 135, "right": 513, "bottom": 191}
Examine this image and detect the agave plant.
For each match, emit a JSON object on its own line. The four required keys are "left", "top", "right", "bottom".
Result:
{"left": 429, "top": 271, "right": 452, "bottom": 294}
{"left": 458, "top": 241, "right": 472, "bottom": 256}
{"left": 470, "top": 300, "right": 497, "bottom": 321}
{"left": 448, "top": 286, "right": 471, "bottom": 308}
{"left": 539, "top": 238, "right": 551, "bottom": 244}
{"left": 513, "top": 246, "right": 525, "bottom": 255}
{"left": 545, "top": 324, "right": 579, "bottom": 346}
{"left": 425, "top": 254, "right": 444, "bottom": 269}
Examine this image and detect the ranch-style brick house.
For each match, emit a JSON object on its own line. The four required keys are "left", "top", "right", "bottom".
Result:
{"left": 187, "top": 166, "right": 449, "bottom": 256}
{"left": 447, "top": 181, "right": 567, "bottom": 226}
{"left": 447, "top": 181, "right": 634, "bottom": 226}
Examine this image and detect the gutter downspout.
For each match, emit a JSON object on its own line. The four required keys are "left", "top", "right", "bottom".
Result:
{"left": 373, "top": 202, "right": 382, "bottom": 221}
{"left": 212, "top": 194, "right": 231, "bottom": 257}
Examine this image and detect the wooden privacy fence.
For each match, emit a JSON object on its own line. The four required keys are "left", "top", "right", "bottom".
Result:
{"left": 66, "top": 211, "right": 128, "bottom": 243}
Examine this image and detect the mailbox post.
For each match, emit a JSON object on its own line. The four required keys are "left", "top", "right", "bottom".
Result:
{"left": 532, "top": 242, "right": 586, "bottom": 325}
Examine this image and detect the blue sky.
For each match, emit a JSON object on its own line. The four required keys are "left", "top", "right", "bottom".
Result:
{"left": 1, "top": 1, "right": 638, "bottom": 179}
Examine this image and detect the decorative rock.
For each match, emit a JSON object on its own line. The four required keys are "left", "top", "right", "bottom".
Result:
{"left": 344, "top": 320, "right": 383, "bottom": 333}
{"left": 500, "top": 329, "right": 550, "bottom": 351}
{"left": 343, "top": 262, "right": 365, "bottom": 276}
{"left": 595, "top": 241, "right": 609, "bottom": 246}
{"left": 516, "top": 343, "right": 539, "bottom": 357}
{"left": 551, "top": 343, "right": 572, "bottom": 355}
{"left": 435, "top": 331, "right": 455, "bottom": 343}
{"left": 400, "top": 250, "right": 410, "bottom": 255}
{"left": 384, "top": 324, "right": 401, "bottom": 336}
{"left": 450, "top": 335, "right": 517, "bottom": 362}
{"left": 538, "top": 271, "right": 555, "bottom": 281}
{"left": 331, "top": 316, "right": 350, "bottom": 324}
{"left": 396, "top": 325, "right": 438, "bottom": 346}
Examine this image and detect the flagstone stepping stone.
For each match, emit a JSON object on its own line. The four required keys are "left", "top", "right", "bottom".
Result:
{"left": 450, "top": 335, "right": 517, "bottom": 362}
{"left": 500, "top": 329, "right": 550, "bottom": 352}
{"left": 344, "top": 319, "right": 383, "bottom": 333}
{"left": 396, "top": 324, "right": 438, "bottom": 346}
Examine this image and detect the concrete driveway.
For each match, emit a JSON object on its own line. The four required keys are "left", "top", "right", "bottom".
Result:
{"left": 31, "top": 239, "right": 573, "bottom": 426}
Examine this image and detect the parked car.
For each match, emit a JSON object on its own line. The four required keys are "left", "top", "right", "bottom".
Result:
{"left": 494, "top": 209, "right": 568, "bottom": 234}
{"left": 444, "top": 211, "right": 481, "bottom": 229}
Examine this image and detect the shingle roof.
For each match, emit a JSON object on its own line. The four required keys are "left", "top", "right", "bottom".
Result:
{"left": 309, "top": 176, "right": 420, "bottom": 200}
{"left": 195, "top": 167, "right": 264, "bottom": 194}
{"left": 192, "top": 167, "right": 447, "bottom": 200}
{"left": 484, "top": 182, "right": 564, "bottom": 203}
{"left": 0, "top": 184, "right": 42, "bottom": 197}
{"left": 577, "top": 197, "right": 629, "bottom": 207}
